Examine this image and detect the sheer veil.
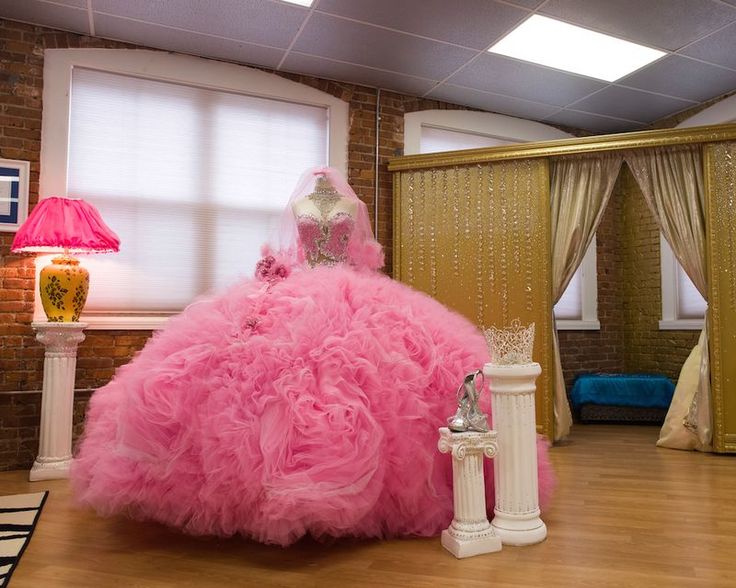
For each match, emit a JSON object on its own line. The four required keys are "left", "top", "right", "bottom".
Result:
{"left": 273, "top": 166, "right": 384, "bottom": 271}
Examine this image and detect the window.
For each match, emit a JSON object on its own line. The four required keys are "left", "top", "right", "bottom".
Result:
{"left": 663, "top": 89, "right": 733, "bottom": 330}
{"left": 660, "top": 235, "right": 706, "bottom": 330}
{"left": 553, "top": 238, "right": 600, "bottom": 330}
{"left": 419, "top": 126, "right": 514, "bottom": 154}
{"left": 405, "top": 110, "right": 598, "bottom": 329}
{"left": 39, "top": 50, "right": 348, "bottom": 328}
{"left": 404, "top": 110, "right": 571, "bottom": 156}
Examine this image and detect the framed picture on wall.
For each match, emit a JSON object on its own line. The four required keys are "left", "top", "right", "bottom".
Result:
{"left": 0, "top": 158, "right": 30, "bottom": 232}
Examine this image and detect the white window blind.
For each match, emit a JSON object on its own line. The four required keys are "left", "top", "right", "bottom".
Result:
{"left": 420, "top": 125, "right": 513, "bottom": 154}
{"left": 553, "top": 269, "right": 582, "bottom": 320}
{"left": 67, "top": 68, "right": 328, "bottom": 314}
{"left": 660, "top": 234, "right": 706, "bottom": 328}
{"left": 677, "top": 265, "right": 707, "bottom": 318}
{"left": 552, "top": 239, "right": 598, "bottom": 328}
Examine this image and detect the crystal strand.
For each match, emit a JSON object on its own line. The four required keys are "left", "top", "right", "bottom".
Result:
{"left": 475, "top": 165, "right": 485, "bottom": 326}
{"left": 487, "top": 165, "right": 495, "bottom": 323}
{"left": 464, "top": 165, "right": 472, "bottom": 312}
{"left": 441, "top": 167, "right": 450, "bottom": 291}
{"left": 729, "top": 147, "right": 736, "bottom": 310}
{"left": 464, "top": 165, "right": 472, "bottom": 240}
{"left": 720, "top": 146, "right": 736, "bottom": 310}
{"left": 452, "top": 167, "right": 461, "bottom": 278}
{"left": 512, "top": 160, "right": 521, "bottom": 280}
{"left": 417, "top": 171, "right": 426, "bottom": 279}
{"left": 524, "top": 160, "right": 534, "bottom": 312}
{"left": 499, "top": 163, "right": 509, "bottom": 325}
{"left": 407, "top": 172, "right": 415, "bottom": 284}
{"left": 429, "top": 168, "right": 438, "bottom": 298}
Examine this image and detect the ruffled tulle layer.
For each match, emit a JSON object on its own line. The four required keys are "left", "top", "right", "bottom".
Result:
{"left": 72, "top": 266, "right": 554, "bottom": 546}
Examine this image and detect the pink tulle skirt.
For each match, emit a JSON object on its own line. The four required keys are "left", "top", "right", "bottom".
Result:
{"left": 72, "top": 266, "right": 554, "bottom": 546}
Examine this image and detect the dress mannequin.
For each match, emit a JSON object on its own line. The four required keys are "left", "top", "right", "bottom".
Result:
{"left": 291, "top": 175, "right": 358, "bottom": 220}
{"left": 291, "top": 174, "right": 359, "bottom": 268}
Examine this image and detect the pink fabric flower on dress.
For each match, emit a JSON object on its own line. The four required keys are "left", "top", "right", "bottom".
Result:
{"left": 255, "top": 247, "right": 292, "bottom": 283}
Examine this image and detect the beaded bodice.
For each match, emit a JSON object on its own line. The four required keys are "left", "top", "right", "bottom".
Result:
{"left": 297, "top": 212, "right": 355, "bottom": 267}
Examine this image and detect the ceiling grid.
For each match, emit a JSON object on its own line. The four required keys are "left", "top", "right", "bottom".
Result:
{"left": 2, "top": 0, "right": 736, "bottom": 132}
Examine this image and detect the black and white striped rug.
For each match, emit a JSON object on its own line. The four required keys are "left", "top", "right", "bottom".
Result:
{"left": 0, "top": 492, "right": 47, "bottom": 587}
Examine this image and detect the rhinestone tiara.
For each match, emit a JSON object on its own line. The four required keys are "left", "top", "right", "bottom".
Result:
{"left": 483, "top": 319, "right": 535, "bottom": 365}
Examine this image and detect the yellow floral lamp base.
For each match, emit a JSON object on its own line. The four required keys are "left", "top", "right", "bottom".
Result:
{"left": 39, "top": 256, "right": 89, "bottom": 322}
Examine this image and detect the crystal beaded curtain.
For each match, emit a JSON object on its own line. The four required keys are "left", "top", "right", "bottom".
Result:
{"left": 395, "top": 159, "right": 553, "bottom": 436}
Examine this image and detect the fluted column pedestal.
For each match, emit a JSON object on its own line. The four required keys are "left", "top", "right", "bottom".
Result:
{"left": 484, "top": 362, "right": 546, "bottom": 546}
{"left": 437, "top": 427, "right": 502, "bottom": 558}
{"left": 30, "top": 322, "right": 87, "bottom": 482}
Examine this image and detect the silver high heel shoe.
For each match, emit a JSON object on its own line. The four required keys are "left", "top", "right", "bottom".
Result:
{"left": 447, "top": 370, "right": 489, "bottom": 433}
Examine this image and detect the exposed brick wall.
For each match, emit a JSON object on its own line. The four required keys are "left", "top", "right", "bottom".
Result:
{"left": 619, "top": 165, "right": 700, "bottom": 380}
{"left": 0, "top": 389, "right": 92, "bottom": 469}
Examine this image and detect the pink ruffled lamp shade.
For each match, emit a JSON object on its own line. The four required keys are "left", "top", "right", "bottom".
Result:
{"left": 11, "top": 196, "right": 120, "bottom": 254}
{"left": 11, "top": 196, "right": 120, "bottom": 323}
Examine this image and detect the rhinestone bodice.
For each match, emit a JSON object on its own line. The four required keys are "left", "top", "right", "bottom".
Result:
{"left": 297, "top": 212, "right": 355, "bottom": 267}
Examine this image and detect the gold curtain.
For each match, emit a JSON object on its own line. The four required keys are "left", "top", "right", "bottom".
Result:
{"left": 549, "top": 154, "right": 623, "bottom": 440}
{"left": 626, "top": 146, "right": 711, "bottom": 451}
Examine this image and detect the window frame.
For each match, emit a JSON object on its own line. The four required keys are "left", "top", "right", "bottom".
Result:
{"left": 555, "top": 237, "right": 600, "bottom": 331}
{"left": 39, "top": 49, "right": 349, "bottom": 329}
{"left": 659, "top": 234, "right": 706, "bottom": 331}
{"left": 404, "top": 110, "right": 572, "bottom": 156}
{"left": 659, "top": 91, "right": 736, "bottom": 331}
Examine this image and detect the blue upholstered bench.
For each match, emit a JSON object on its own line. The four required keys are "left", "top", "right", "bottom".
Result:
{"left": 570, "top": 373, "right": 675, "bottom": 423}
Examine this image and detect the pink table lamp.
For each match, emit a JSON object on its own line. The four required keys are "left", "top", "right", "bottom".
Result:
{"left": 11, "top": 196, "right": 120, "bottom": 322}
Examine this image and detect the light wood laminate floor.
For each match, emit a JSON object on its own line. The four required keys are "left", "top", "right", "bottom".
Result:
{"left": 2, "top": 425, "right": 735, "bottom": 587}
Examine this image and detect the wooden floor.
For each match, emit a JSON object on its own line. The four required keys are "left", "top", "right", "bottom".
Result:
{"left": 3, "top": 425, "right": 736, "bottom": 587}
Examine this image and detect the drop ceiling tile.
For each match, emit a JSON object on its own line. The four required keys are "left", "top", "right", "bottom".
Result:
{"left": 92, "top": 0, "right": 306, "bottom": 48}
{"left": 315, "top": 0, "right": 527, "bottom": 49}
{"left": 503, "top": 0, "right": 545, "bottom": 8}
{"left": 572, "top": 86, "right": 695, "bottom": 123}
{"left": 543, "top": 110, "right": 645, "bottom": 133}
{"left": 681, "top": 22, "right": 736, "bottom": 71}
{"left": 426, "top": 84, "right": 561, "bottom": 120}
{"left": 541, "top": 0, "right": 736, "bottom": 51}
{"left": 282, "top": 52, "right": 436, "bottom": 95}
{"left": 293, "top": 12, "right": 476, "bottom": 79}
{"left": 448, "top": 53, "right": 606, "bottom": 107}
{"left": 0, "top": 0, "right": 89, "bottom": 34}
{"left": 45, "top": 0, "right": 87, "bottom": 7}
{"left": 95, "top": 14, "right": 285, "bottom": 68}
{"left": 618, "top": 55, "right": 736, "bottom": 102}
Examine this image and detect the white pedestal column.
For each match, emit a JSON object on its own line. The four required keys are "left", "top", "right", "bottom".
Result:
{"left": 483, "top": 362, "right": 547, "bottom": 546}
{"left": 437, "top": 427, "right": 502, "bottom": 558}
{"left": 30, "top": 322, "right": 87, "bottom": 482}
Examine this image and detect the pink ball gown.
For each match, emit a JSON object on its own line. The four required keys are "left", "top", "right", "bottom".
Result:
{"left": 72, "top": 168, "right": 554, "bottom": 546}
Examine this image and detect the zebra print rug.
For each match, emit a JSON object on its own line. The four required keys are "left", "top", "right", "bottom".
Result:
{"left": 0, "top": 492, "right": 47, "bottom": 586}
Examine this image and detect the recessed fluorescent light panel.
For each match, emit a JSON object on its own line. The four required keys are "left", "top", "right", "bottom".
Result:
{"left": 488, "top": 15, "right": 666, "bottom": 82}
{"left": 281, "top": 0, "right": 313, "bottom": 6}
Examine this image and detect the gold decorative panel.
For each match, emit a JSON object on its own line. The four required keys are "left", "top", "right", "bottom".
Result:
{"left": 705, "top": 142, "right": 736, "bottom": 453}
{"left": 393, "top": 161, "right": 554, "bottom": 438}
{"left": 390, "top": 123, "right": 736, "bottom": 449}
